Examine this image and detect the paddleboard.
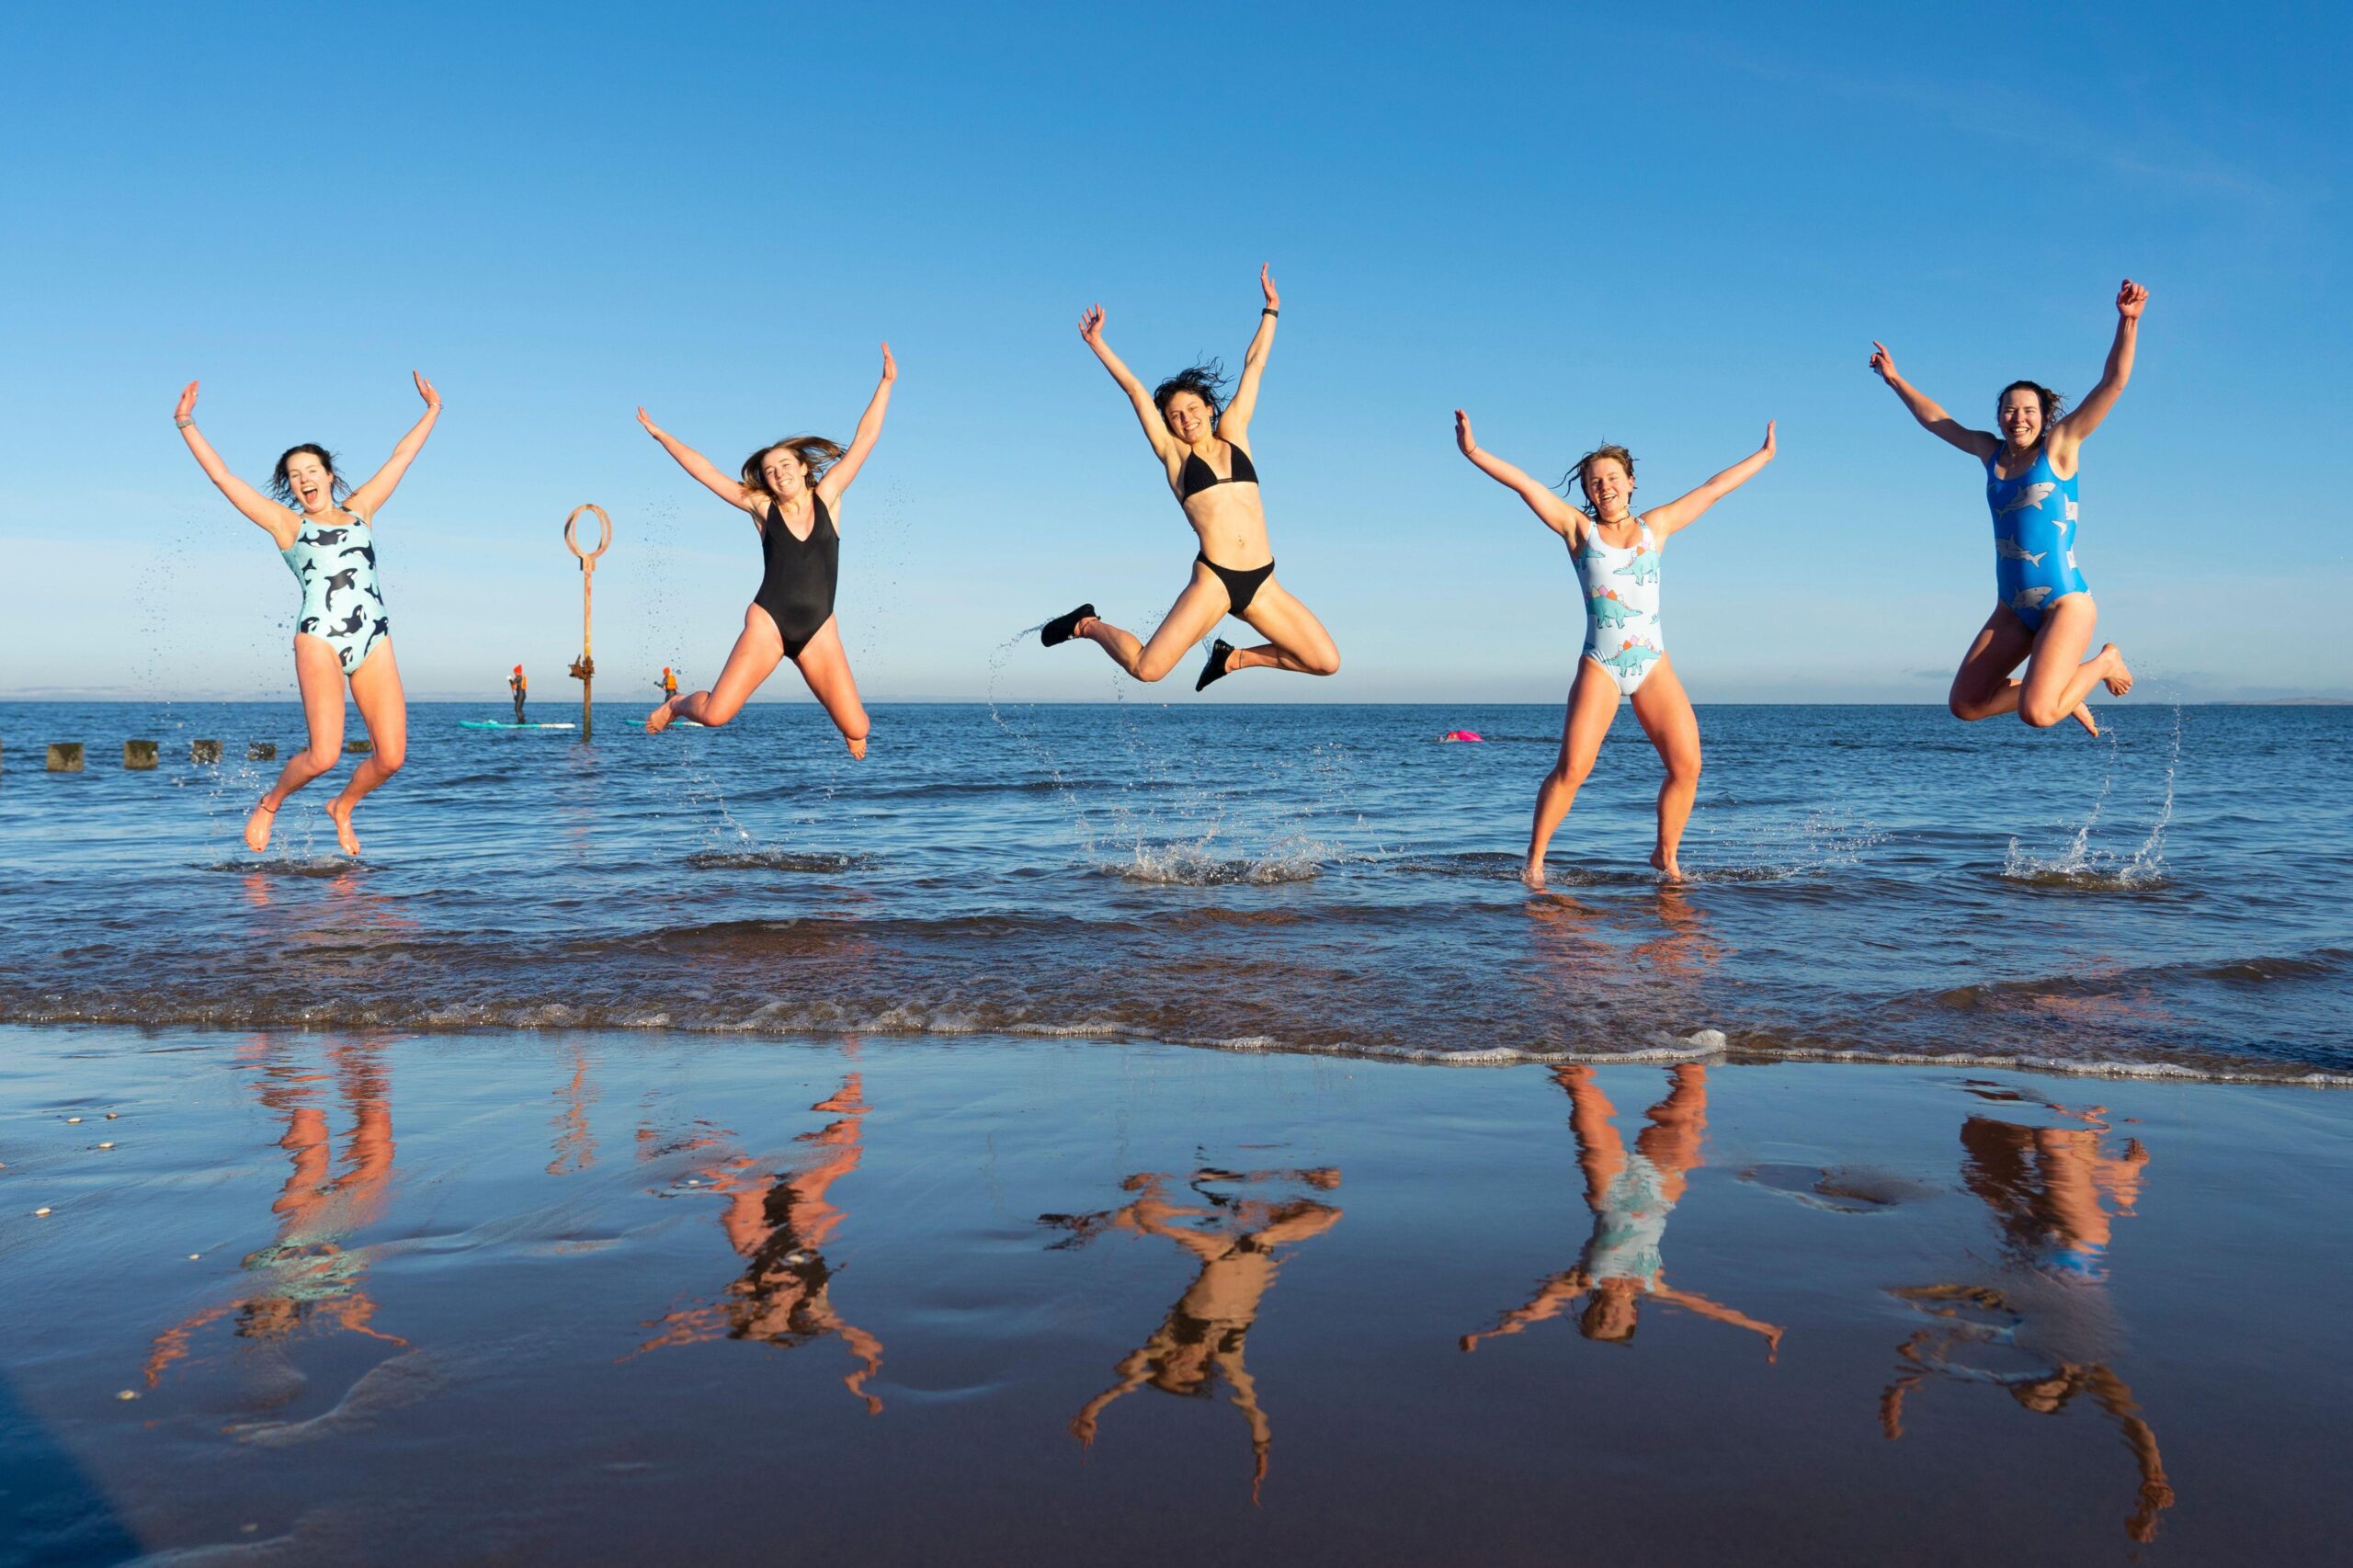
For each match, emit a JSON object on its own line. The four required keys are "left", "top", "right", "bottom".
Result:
{"left": 460, "top": 721, "right": 576, "bottom": 730}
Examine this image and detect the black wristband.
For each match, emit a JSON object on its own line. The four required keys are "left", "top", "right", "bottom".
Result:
{"left": 1262, "top": 308, "right": 1279, "bottom": 317}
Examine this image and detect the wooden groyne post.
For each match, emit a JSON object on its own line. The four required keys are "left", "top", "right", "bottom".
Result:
{"left": 564, "top": 503, "right": 613, "bottom": 740}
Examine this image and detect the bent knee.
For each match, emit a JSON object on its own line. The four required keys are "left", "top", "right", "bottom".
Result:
{"left": 374, "top": 745, "right": 406, "bottom": 774}
{"left": 303, "top": 745, "right": 341, "bottom": 772}
{"left": 1131, "top": 655, "right": 1179, "bottom": 684}
{"left": 1948, "top": 695, "right": 1987, "bottom": 722}
{"left": 2019, "top": 702, "right": 2067, "bottom": 730}
{"left": 1307, "top": 649, "right": 1341, "bottom": 676}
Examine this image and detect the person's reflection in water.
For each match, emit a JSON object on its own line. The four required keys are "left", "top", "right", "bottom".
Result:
{"left": 1041, "top": 1165, "right": 1342, "bottom": 1501}
{"left": 633, "top": 1073, "right": 884, "bottom": 1414}
{"left": 1880, "top": 1100, "right": 2171, "bottom": 1543}
{"left": 145, "top": 1040, "right": 404, "bottom": 1387}
{"left": 547, "top": 1044, "right": 597, "bottom": 1176}
{"left": 1463, "top": 1063, "right": 1782, "bottom": 1358}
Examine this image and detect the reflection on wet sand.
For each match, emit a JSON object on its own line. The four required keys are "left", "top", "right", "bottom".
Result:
{"left": 1463, "top": 1064, "right": 1782, "bottom": 1357}
{"left": 1523, "top": 888, "right": 1727, "bottom": 1025}
{"left": 1041, "top": 1166, "right": 1343, "bottom": 1500}
{"left": 632, "top": 1071, "right": 884, "bottom": 1414}
{"left": 1881, "top": 1091, "right": 2171, "bottom": 1542}
{"left": 145, "top": 1039, "right": 404, "bottom": 1389}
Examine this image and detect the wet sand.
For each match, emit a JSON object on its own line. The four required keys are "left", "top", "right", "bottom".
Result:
{"left": 3, "top": 1026, "right": 2347, "bottom": 1565}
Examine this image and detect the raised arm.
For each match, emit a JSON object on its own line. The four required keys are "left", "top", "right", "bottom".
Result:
{"left": 817, "top": 343, "right": 895, "bottom": 507}
{"left": 1455, "top": 409, "right": 1583, "bottom": 540}
{"left": 2051, "top": 279, "right": 2148, "bottom": 456}
{"left": 1870, "top": 342, "right": 1998, "bottom": 460}
{"left": 172, "top": 381, "right": 297, "bottom": 542}
{"left": 636, "top": 407, "right": 756, "bottom": 512}
{"left": 1079, "top": 304, "right": 1177, "bottom": 461}
{"left": 1219, "top": 265, "right": 1280, "bottom": 439}
{"left": 344, "top": 371, "right": 443, "bottom": 522}
{"left": 1644, "top": 422, "right": 1777, "bottom": 540}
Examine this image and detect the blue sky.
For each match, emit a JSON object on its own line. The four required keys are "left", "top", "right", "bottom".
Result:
{"left": 2, "top": 0, "right": 2345, "bottom": 703}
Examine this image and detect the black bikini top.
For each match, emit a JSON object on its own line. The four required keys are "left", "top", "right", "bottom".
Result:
{"left": 1178, "top": 441, "right": 1258, "bottom": 500}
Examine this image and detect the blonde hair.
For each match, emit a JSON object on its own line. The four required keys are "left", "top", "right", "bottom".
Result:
{"left": 740, "top": 436, "right": 847, "bottom": 504}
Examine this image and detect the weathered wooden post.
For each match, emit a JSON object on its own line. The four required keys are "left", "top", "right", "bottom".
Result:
{"left": 190, "top": 739, "right": 222, "bottom": 765}
{"left": 564, "top": 503, "right": 613, "bottom": 740}
{"left": 124, "top": 740, "right": 158, "bottom": 770}
{"left": 248, "top": 742, "right": 276, "bottom": 762}
{"left": 47, "top": 744, "right": 84, "bottom": 773}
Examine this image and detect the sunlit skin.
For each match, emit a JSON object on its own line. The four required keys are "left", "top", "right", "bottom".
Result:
{"left": 1457, "top": 414, "right": 1776, "bottom": 884}
{"left": 1870, "top": 280, "right": 2147, "bottom": 734}
{"left": 1063, "top": 266, "right": 1343, "bottom": 685}
{"left": 1043, "top": 1167, "right": 1342, "bottom": 1502}
{"left": 1880, "top": 1101, "right": 2170, "bottom": 1542}
{"left": 637, "top": 344, "right": 895, "bottom": 756}
{"left": 1461, "top": 1064, "right": 1783, "bottom": 1358}
{"left": 175, "top": 374, "right": 438, "bottom": 856}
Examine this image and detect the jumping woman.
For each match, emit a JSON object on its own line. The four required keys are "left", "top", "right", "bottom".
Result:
{"left": 1870, "top": 280, "right": 2146, "bottom": 733}
{"left": 174, "top": 373, "right": 439, "bottom": 858}
{"left": 1456, "top": 412, "right": 1776, "bottom": 886}
{"left": 1040, "top": 267, "right": 1341, "bottom": 691}
{"left": 638, "top": 345, "right": 895, "bottom": 756}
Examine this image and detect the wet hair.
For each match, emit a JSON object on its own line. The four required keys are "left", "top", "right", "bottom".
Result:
{"left": 1561, "top": 443, "right": 1637, "bottom": 517}
{"left": 1152, "top": 361, "right": 1229, "bottom": 429}
{"left": 740, "top": 436, "right": 847, "bottom": 503}
{"left": 1995, "top": 381, "right": 2069, "bottom": 444}
{"left": 269, "top": 444, "right": 351, "bottom": 506}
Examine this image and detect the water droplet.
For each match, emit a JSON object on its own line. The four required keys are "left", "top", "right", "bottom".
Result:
{"left": 33, "top": 1208, "right": 51, "bottom": 1217}
{"left": 116, "top": 1390, "right": 138, "bottom": 1401}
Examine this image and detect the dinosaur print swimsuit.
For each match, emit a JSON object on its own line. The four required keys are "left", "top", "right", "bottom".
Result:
{"left": 284, "top": 506, "right": 390, "bottom": 673}
{"left": 1984, "top": 447, "right": 2087, "bottom": 632}
{"left": 1573, "top": 515, "right": 1665, "bottom": 698}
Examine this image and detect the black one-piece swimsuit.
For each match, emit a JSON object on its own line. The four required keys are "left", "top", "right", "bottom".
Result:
{"left": 753, "top": 495, "right": 839, "bottom": 659}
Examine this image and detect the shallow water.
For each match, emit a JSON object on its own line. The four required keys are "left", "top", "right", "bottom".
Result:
{"left": 4, "top": 1027, "right": 2348, "bottom": 1565}
{"left": 0, "top": 699, "right": 2347, "bottom": 1078}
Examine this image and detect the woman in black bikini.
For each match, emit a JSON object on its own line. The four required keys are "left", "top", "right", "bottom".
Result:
{"left": 637, "top": 345, "right": 894, "bottom": 756}
{"left": 1042, "top": 267, "right": 1341, "bottom": 690}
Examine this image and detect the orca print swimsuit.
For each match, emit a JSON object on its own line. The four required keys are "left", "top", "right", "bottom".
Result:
{"left": 1180, "top": 440, "right": 1274, "bottom": 613}
{"left": 284, "top": 507, "right": 390, "bottom": 674}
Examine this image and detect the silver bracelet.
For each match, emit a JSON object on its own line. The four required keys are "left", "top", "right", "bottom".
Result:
{"left": 175, "top": 416, "right": 195, "bottom": 429}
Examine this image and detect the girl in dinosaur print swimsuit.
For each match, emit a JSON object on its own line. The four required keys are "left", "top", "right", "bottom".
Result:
{"left": 1870, "top": 280, "right": 2145, "bottom": 735}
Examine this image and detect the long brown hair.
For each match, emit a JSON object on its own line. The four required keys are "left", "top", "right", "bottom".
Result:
{"left": 740, "top": 437, "right": 847, "bottom": 506}
{"left": 1563, "top": 443, "right": 1637, "bottom": 517}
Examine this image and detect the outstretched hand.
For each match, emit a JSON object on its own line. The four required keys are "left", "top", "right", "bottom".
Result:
{"left": 174, "top": 381, "right": 199, "bottom": 423}
{"left": 1260, "top": 263, "right": 1280, "bottom": 312}
{"left": 414, "top": 370, "right": 440, "bottom": 410}
{"left": 1454, "top": 408, "right": 1477, "bottom": 458}
{"left": 2116, "top": 278, "right": 2150, "bottom": 319}
{"left": 1868, "top": 341, "right": 1898, "bottom": 382}
{"left": 1078, "top": 303, "right": 1107, "bottom": 347}
{"left": 1760, "top": 419, "right": 1778, "bottom": 458}
{"left": 635, "top": 406, "right": 665, "bottom": 438}
{"left": 879, "top": 342, "right": 897, "bottom": 382}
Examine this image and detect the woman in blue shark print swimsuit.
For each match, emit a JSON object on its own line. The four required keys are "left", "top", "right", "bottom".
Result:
{"left": 175, "top": 372, "right": 440, "bottom": 858}
{"left": 1456, "top": 412, "right": 1775, "bottom": 887}
{"left": 1870, "top": 280, "right": 2146, "bottom": 734}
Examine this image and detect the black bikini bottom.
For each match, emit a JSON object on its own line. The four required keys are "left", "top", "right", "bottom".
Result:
{"left": 1197, "top": 553, "right": 1274, "bottom": 614}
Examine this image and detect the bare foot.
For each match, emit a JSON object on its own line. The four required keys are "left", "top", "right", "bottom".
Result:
{"left": 1651, "top": 847, "right": 1685, "bottom": 882}
{"left": 244, "top": 799, "right": 278, "bottom": 853}
{"left": 646, "top": 698, "right": 679, "bottom": 735}
{"left": 324, "top": 797, "right": 362, "bottom": 857}
{"left": 1520, "top": 857, "right": 1548, "bottom": 890}
{"left": 847, "top": 734, "right": 868, "bottom": 760}
{"left": 2099, "top": 644, "right": 2133, "bottom": 697}
{"left": 2073, "top": 703, "right": 2099, "bottom": 737}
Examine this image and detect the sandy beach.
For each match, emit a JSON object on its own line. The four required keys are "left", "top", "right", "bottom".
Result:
{"left": 5, "top": 1025, "right": 2346, "bottom": 1564}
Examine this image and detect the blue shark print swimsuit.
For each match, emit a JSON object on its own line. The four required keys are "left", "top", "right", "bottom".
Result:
{"left": 1984, "top": 447, "right": 2087, "bottom": 632}
{"left": 284, "top": 507, "right": 391, "bottom": 673}
{"left": 1573, "top": 515, "right": 1665, "bottom": 698}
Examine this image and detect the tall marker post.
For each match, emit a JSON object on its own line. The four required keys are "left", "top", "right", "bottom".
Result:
{"left": 564, "top": 504, "right": 612, "bottom": 739}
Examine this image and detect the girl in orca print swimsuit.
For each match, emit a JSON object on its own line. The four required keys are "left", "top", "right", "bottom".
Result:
{"left": 1455, "top": 410, "right": 1776, "bottom": 886}
{"left": 1870, "top": 280, "right": 2145, "bottom": 734}
{"left": 174, "top": 372, "right": 439, "bottom": 858}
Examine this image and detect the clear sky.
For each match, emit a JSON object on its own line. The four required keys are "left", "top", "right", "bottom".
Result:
{"left": 2, "top": 0, "right": 2345, "bottom": 704}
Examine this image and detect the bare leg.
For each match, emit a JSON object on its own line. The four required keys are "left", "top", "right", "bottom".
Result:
{"left": 1077, "top": 567, "right": 1230, "bottom": 683}
{"left": 1629, "top": 654, "right": 1701, "bottom": 881}
{"left": 246, "top": 635, "right": 348, "bottom": 852}
{"left": 651, "top": 607, "right": 785, "bottom": 732}
{"left": 2018, "top": 595, "right": 2131, "bottom": 729}
{"left": 788, "top": 617, "right": 871, "bottom": 759}
{"left": 1224, "top": 575, "right": 1342, "bottom": 677}
{"left": 1526, "top": 659, "right": 1620, "bottom": 889}
{"left": 1949, "top": 602, "right": 2106, "bottom": 733}
{"left": 324, "top": 641, "right": 408, "bottom": 857}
